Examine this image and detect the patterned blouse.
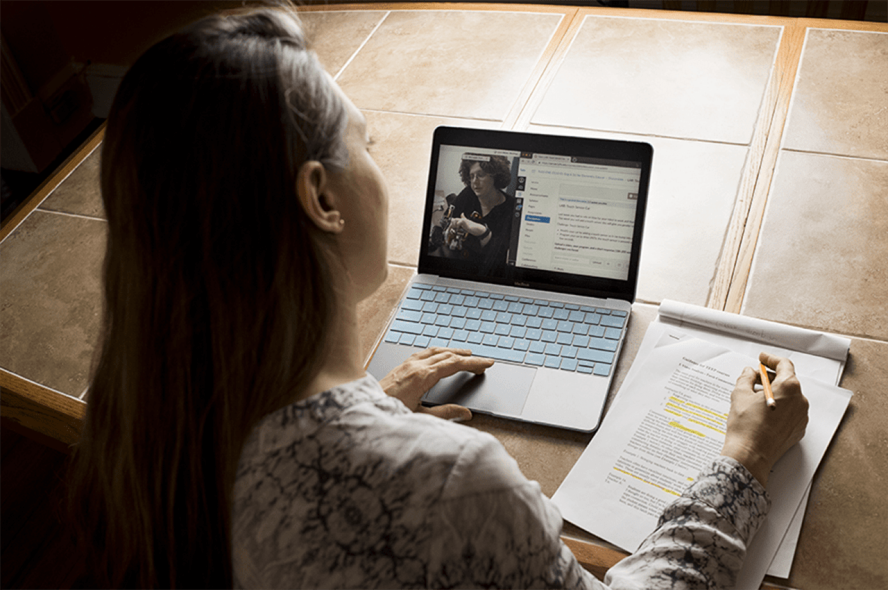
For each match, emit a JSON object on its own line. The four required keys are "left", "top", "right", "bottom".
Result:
{"left": 232, "top": 375, "right": 770, "bottom": 589}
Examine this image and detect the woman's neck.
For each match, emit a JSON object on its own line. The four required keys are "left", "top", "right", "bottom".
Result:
{"left": 476, "top": 188, "right": 504, "bottom": 215}
{"left": 299, "top": 295, "right": 367, "bottom": 401}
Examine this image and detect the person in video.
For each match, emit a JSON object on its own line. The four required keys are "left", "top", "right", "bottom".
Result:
{"left": 67, "top": 6, "right": 809, "bottom": 589}
{"left": 436, "top": 155, "right": 514, "bottom": 270}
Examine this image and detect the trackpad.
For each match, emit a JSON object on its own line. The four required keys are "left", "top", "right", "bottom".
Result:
{"left": 422, "top": 363, "right": 535, "bottom": 417}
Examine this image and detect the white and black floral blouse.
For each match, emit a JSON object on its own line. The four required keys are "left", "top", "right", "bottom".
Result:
{"left": 232, "top": 375, "right": 769, "bottom": 589}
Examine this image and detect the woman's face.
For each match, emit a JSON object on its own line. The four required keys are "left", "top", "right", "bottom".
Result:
{"left": 469, "top": 162, "right": 496, "bottom": 199}
{"left": 327, "top": 87, "right": 390, "bottom": 301}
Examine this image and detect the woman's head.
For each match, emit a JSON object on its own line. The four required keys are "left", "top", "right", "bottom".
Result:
{"left": 458, "top": 155, "right": 512, "bottom": 195}
{"left": 73, "top": 7, "right": 365, "bottom": 588}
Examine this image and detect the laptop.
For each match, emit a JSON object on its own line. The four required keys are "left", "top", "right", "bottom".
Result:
{"left": 367, "top": 127, "right": 652, "bottom": 432}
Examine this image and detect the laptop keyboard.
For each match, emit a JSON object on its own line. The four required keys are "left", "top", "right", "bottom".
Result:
{"left": 382, "top": 284, "right": 628, "bottom": 377}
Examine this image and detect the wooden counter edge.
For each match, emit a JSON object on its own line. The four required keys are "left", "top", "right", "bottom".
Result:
{"left": 0, "top": 368, "right": 85, "bottom": 453}
{"left": 560, "top": 536, "right": 790, "bottom": 589}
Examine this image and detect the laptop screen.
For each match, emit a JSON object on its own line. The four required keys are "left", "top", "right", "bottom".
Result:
{"left": 419, "top": 127, "right": 652, "bottom": 302}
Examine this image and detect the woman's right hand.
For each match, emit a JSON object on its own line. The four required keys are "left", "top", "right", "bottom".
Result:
{"left": 720, "top": 352, "right": 809, "bottom": 488}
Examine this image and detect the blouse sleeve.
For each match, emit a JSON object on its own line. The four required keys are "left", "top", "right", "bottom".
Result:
{"left": 604, "top": 456, "right": 771, "bottom": 590}
{"left": 428, "top": 436, "right": 769, "bottom": 590}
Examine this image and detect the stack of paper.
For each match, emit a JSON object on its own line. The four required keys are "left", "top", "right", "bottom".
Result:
{"left": 552, "top": 300, "right": 852, "bottom": 589}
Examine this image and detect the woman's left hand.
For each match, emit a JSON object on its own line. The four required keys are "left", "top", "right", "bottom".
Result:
{"left": 379, "top": 347, "right": 494, "bottom": 420}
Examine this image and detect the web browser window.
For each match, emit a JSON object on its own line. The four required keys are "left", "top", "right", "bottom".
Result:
{"left": 510, "top": 153, "right": 641, "bottom": 281}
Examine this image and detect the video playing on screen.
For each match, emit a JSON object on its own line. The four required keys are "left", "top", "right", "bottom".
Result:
{"left": 427, "top": 144, "right": 642, "bottom": 282}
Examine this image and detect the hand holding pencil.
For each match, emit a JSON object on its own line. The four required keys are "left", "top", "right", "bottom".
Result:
{"left": 721, "top": 352, "right": 810, "bottom": 488}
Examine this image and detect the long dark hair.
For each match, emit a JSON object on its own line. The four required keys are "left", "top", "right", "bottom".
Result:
{"left": 67, "top": 8, "right": 349, "bottom": 588}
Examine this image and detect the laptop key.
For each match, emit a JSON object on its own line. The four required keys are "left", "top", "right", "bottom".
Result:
{"left": 398, "top": 309, "right": 422, "bottom": 322}
{"left": 601, "top": 315, "right": 624, "bottom": 328}
{"left": 529, "top": 341, "right": 546, "bottom": 354}
{"left": 556, "top": 333, "right": 573, "bottom": 345}
{"left": 498, "top": 337, "right": 515, "bottom": 349}
{"left": 526, "top": 353, "right": 545, "bottom": 366}
{"left": 402, "top": 299, "right": 424, "bottom": 311}
{"left": 399, "top": 333, "right": 417, "bottom": 346}
{"left": 561, "top": 358, "right": 578, "bottom": 371}
{"left": 578, "top": 349, "right": 615, "bottom": 364}
{"left": 470, "top": 345, "right": 526, "bottom": 364}
{"left": 544, "top": 343, "right": 562, "bottom": 356}
{"left": 385, "top": 331, "right": 400, "bottom": 344}
{"left": 589, "top": 337, "right": 618, "bottom": 352}
{"left": 514, "top": 339, "right": 530, "bottom": 351}
{"left": 414, "top": 335, "right": 431, "bottom": 347}
{"left": 594, "top": 364, "right": 611, "bottom": 377}
{"left": 391, "top": 320, "right": 424, "bottom": 335}
{"left": 604, "top": 327, "right": 622, "bottom": 340}
{"left": 544, "top": 356, "right": 561, "bottom": 369}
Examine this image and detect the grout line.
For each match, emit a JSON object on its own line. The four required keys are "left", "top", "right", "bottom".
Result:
{"left": 388, "top": 260, "right": 418, "bottom": 270}
{"left": 780, "top": 148, "right": 888, "bottom": 164}
{"left": 361, "top": 107, "right": 501, "bottom": 124}
{"left": 525, "top": 122, "right": 751, "bottom": 149}
{"left": 333, "top": 11, "right": 390, "bottom": 82}
{"left": 33, "top": 208, "right": 107, "bottom": 223}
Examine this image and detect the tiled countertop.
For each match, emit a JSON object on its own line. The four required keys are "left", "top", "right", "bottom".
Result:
{"left": 1, "top": 4, "right": 885, "bottom": 588}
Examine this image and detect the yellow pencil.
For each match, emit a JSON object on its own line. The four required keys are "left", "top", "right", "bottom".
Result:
{"left": 759, "top": 363, "right": 776, "bottom": 410}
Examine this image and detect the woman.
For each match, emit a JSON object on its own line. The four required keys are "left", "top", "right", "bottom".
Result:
{"left": 68, "top": 7, "right": 808, "bottom": 589}
{"left": 444, "top": 155, "right": 515, "bottom": 268}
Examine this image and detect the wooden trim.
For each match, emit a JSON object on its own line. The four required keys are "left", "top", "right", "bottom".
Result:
{"left": 560, "top": 536, "right": 627, "bottom": 580}
{"left": 0, "top": 123, "right": 105, "bottom": 243}
{"left": 501, "top": 7, "right": 579, "bottom": 129}
{"left": 0, "top": 368, "right": 86, "bottom": 450}
{"left": 705, "top": 19, "right": 798, "bottom": 310}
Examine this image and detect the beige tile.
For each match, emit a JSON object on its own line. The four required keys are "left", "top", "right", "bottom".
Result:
{"left": 783, "top": 29, "right": 888, "bottom": 160}
{"left": 338, "top": 10, "right": 564, "bottom": 120}
{"left": 787, "top": 338, "right": 888, "bottom": 589}
{"left": 299, "top": 10, "right": 388, "bottom": 77}
{"left": 358, "top": 264, "right": 415, "bottom": 365}
{"left": 470, "top": 303, "right": 658, "bottom": 498}
{"left": 528, "top": 124, "right": 748, "bottom": 306}
{"left": 532, "top": 16, "right": 781, "bottom": 144}
{"left": 365, "top": 111, "right": 500, "bottom": 266}
{"left": 0, "top": 211, "right": 106, "bottom": 397}
{"left": 39, "top": 146, "right": 105, "bottom": 218}
{"left": 743, "top": 151, "right": 888, "bottom": 340}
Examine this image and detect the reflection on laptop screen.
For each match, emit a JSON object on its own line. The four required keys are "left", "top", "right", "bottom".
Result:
{"left": 427, "top": 144, "right": 642, "bottom": 282}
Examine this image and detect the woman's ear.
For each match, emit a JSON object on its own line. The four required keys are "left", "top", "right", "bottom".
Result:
{"left": 296, "top": 161, "right": 345, "bottom": 233}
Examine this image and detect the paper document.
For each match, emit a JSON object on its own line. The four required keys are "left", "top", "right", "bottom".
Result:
{"left": 644, "top": 301, "right": 850, "bottom": 576}
{"left": 657, "top": 300, "right": 850, "bottom": 385}
{"left": 552, "top": 326, "right": 852, "bottom": 590}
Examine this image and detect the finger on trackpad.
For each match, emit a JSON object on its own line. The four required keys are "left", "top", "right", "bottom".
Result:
{"left": 422, "top": 363, "right": 535, "bottom": 417}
